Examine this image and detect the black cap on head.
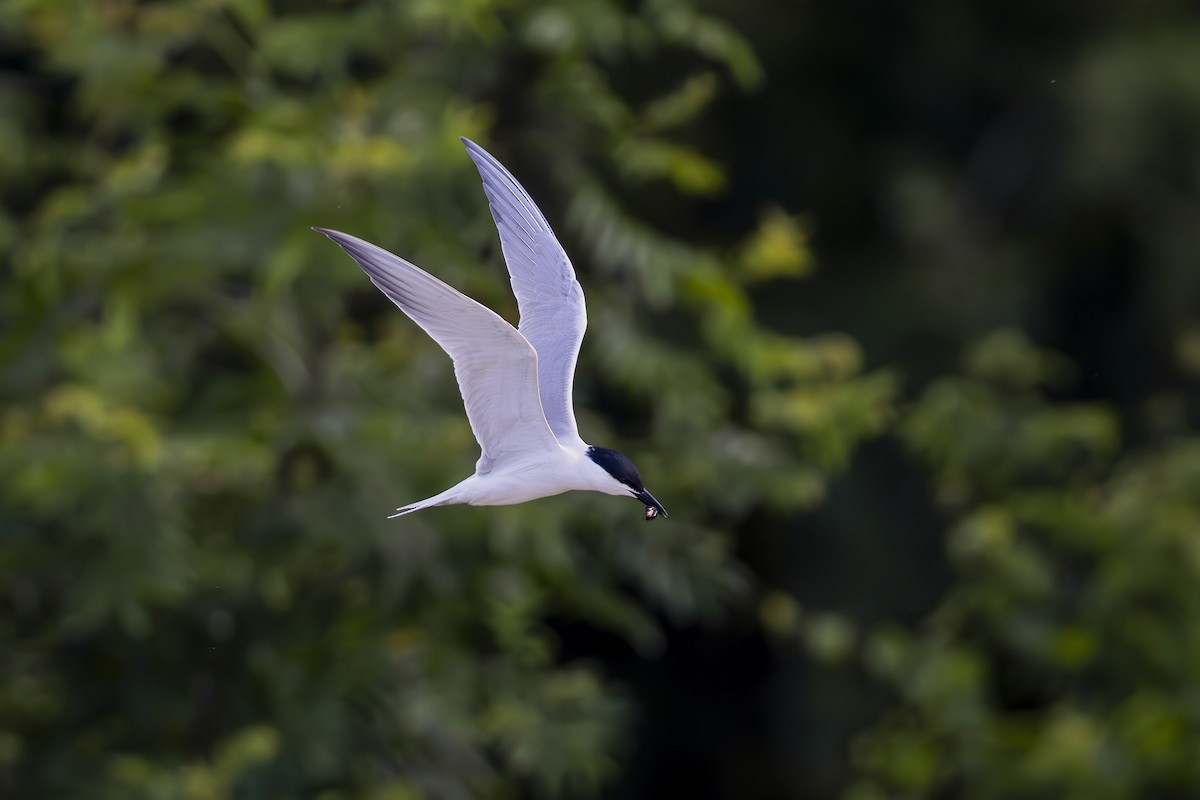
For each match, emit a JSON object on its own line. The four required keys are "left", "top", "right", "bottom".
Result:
{"left": 587, "top": 446, "right": 644, "bottom": 490}
{"left": 587, "top": 446, "right": 667, "bottom": 520}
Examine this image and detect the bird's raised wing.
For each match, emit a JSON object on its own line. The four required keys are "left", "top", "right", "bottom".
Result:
{"left": 314, "top": 228, "right": 561, "bottom": 467}
{"left": 461, "top": 138, "right": 587, "bottom": 448}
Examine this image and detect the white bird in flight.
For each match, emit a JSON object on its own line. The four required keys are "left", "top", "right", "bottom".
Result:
{"left": 314, "top": 137, "right": 667, "bottom": 522}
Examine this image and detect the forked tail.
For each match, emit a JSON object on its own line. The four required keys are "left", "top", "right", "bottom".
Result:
{"left": 387, "top": 487, "right": 463, "bottom": 519}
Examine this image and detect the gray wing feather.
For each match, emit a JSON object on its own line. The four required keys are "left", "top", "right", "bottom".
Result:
{"left": 314, "top": 228, "right": 561, "bottom": 465}
{"left": 461, "top": 138, "right": 587, "bottom": 447}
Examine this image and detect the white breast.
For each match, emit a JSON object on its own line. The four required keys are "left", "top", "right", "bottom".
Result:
{"left": 453, "top": 446, "right": 630, "bottom": 507}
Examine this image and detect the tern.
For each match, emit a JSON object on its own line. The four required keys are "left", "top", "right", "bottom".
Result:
{"left": 314, "top": 138, "right": 667, "bottom": 522}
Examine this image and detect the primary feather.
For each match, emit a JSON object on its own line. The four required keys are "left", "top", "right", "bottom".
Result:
{"left": 312, "top": 228, "right": 560, "bottom": 469}
{"left": 461, "top": 137, "right": 588, "bottom": 448}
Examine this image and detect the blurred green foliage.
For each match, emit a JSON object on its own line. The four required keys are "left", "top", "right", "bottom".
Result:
{"left": 2, "top": 0, "right": 1199, "bottom": 798}
{"left": 846, "top": 332, "right": 1200, "bottom": 799}
{"left": 756, "top": 333, "right": 1200, "bottom": 799}
{"left": 0, "top": 0, "right": 884, "bottom": 796}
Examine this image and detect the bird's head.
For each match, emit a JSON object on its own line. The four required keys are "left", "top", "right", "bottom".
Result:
{"left": 585, "top": 446, "right": 668, "bottom": 522}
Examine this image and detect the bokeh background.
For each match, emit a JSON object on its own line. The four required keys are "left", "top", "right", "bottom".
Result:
{"left": 3, "top": 1, "right": 1200, "bottom": 797}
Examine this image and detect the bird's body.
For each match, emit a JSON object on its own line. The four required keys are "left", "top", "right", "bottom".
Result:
{"left": 315, "top": 138, "right": 666, "bottom": 521}
{"left": 395, "top": 446, "right": 634, "bottom": 514}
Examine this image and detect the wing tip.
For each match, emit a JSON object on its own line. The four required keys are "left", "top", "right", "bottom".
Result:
{"left": 462, "top": 137, "right": 510, "bottom": 175}
{"left": 461, "top": 136, "right": 484, "bottom": 160}
{"left": 313, "top": 227, "right": 356, "bottom": 249}
{"left": 462, "top": 135, "right": 488, "bottom": 152}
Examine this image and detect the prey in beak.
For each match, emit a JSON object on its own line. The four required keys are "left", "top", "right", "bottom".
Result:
{"left": 636, "top": 488, "right": 667, "bottom": 522}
